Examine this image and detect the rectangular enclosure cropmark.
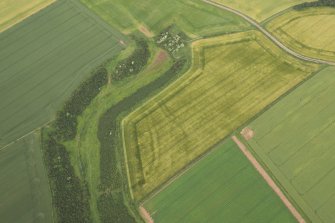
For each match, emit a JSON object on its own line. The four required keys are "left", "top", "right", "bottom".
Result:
{"left": 123, "top": 30, "right": 319, "bottom": 200}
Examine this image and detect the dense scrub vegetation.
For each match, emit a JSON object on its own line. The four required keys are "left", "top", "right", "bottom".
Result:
{"left": 112, "top": 37, "right": 150, "bottom": 81}
{"left": 294, "top": 0, "right": 335, "bottom": 10}
{"left": 156, "top": 26, "right": 187, "bottom": 58}
{"left": 42, "top": 67, "right": 108, "bottom": 223}
{"left": 54, "top": 67, "right": 108, "bottom": 141}
{"left": 42, "top": 28, "right": 189, "bottom": 223}
{"left": 97, "top": 58, "right": 187, "bottom": 222}
{"left": 42, "top": 130, "right": 91, "bottom": 223}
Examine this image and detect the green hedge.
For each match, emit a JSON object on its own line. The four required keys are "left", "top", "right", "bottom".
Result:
{"left": 98, "top": 193, "right": 137, "bottom": 223}
{"left": 294, "top": 0, "right": 335, "bottom": 10}
{"left": 54, "top": 67, "right": 108, "bottom": 141}
{"left": 97, "top": 58, "right": 187, "bottom": 222}
{"left": 42, "top": 131, "right": 91, "bottom": 223}
{"left": 112, "top": 37, "right": 150, "bottom": 81}
{"left": 42, "top": 67, "right": 108, "bottom": 223}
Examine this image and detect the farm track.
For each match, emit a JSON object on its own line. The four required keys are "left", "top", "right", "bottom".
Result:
{"left": 203, "top": 0, "right": 335, "bottom": 66}
{"left": 231, "top": 136, "right": 306, "bottom": 223}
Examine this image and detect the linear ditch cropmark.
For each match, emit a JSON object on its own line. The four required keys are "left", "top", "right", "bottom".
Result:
{"left": 231, "top": 135, "right": 305, "bottom": 223}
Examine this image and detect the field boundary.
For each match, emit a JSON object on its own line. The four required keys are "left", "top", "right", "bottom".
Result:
{"left": 203, "top": 0, "right": 335, "bottom": 66}
{"left": 0, "top": 121, "right": 52, "bottom": 152}
{"left": 139, "top": 134, "right": 234, "bottom": 205}
{"left": 69, "top": 0, "right": 128, "bottom": 43}
{"left": 231, "top": 135, "right": 305, "bottom": 223}
{"left": 0, "top": 0, "right": 56, "bottom": 33}
{"left": 123, "top": 30, "right": 320, "bottom": 202}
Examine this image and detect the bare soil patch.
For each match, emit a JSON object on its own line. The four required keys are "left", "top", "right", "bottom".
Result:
{"left": 240, "top": 127, "right": 255, "bottom": 140}
{"left": 151, "top": 50, "right": 168, "bottom": 67}
{"left": 139, "top": 25, "right": 154, "bottom": 37}
{"left": 139, "top": 206, "right": 154, "bottom": 223}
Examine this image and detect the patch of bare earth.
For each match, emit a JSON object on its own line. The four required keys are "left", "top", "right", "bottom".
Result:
{"left": 139, "top": 25, "right": 154, "bottom": 37}
{"left": 240, "top": 127, "right": 255, "bottom": 140}
{"left": 139, "top": 206, "right": 154, "bottom": 223}
{"left": 231, "top": 136, "right": 306, "bottom": 223}
{"left": 151, "top": 50, "right": 168, "bottom": 68}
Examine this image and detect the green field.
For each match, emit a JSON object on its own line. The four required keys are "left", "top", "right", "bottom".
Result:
{"left": 0, "top": 0, "right": 55, "bottom": 32}
{"left": 0, "top": 132, "right": 53, "bottom": 223}
{"left": 0, "top": 0, "right": 125, "bottom": 147}
{"left": 123, "top": 30, "right": 319, "bottom": 200}
{"left": 245, "top": 66, "right": 335, "bottom": 223}
{"left": 214, "top": 0, "right": 310, "bottom": 21}
{"left": 144, "top": 139, "right": 296, "bottom": 223}
{"left": 80, "top": 0, "right": 251, "bottom": 37}
{"left": 266, "top": 7, "right": 335, "bottom": 62}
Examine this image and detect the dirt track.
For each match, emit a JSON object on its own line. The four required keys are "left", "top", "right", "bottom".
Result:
{"left": 231, "top": 136, "right": 305, "bottom": 223}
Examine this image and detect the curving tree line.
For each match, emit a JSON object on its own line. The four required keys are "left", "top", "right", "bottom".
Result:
{"left": 42, "top": 67, "right": 108, "bottom": 223}
{"left": 294, "top": 0, "right": 335, "bottom": 10}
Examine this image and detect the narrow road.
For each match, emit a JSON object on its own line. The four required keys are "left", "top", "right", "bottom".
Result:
{"left": 203, "top": 0, "right": 335, "bottom": 66}
{"left": 231, "top": 136, "right": 306, "bottom": 223}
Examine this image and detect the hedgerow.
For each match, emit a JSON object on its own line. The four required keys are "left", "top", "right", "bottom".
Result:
{"left": 41, "top": 67, "right": 108, "bottom": 223}
{"left": 42, "top": 130, "right": 91, "bottom": 223}
{"left": 54, "top": 67, "right": 108, "bottom": 141}
{"left": 42, "top": 29, "right": 189, "bottom": 223}
{"left": 294, "top": 0, "right": 335, "bottom": 10}
{"left": 98, "top": 193, "right": 137, "bottom": 223}
{"left": 112, "top": 37, "right": 150, "bottom": 81}
{"left": 96, "top": 58, "right": 187, "bottom": 222}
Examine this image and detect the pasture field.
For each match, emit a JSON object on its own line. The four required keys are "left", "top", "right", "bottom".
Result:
{"left": 245, "top": 66, "right": 335, "bottom": 223}
{"left": 144, "top": 139, "right": 296, "bottom": 223}
{"left": 123, "top": 30, "right": 319, "bottom": 200}
{"left": 266, "top": 7, "right": 335, "bottom": 62}
{"left": 0, "top": 0, "right": 125, "bottom": 147}
{"left": 0, "top": 0, "right": 55, "bottom": 32}
{"left": 80, "top": 0, "right": 251, "bottom": 37}
{"left": 214, "top": 0, "right": 310, "bottom": 21}
{"left": 0, "top": 131, "right": 53, "bottom": 223}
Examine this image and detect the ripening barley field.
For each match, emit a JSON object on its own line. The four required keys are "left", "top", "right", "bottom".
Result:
{"left": 0, "top": 132, "right": 52, "bottom": 223}
{"left": 123, "top": 30, "right": 319, "bottom": 200}
{"left": 246, "top": 67, "right": 335, "bottom": 223}
{"left": 80, "top": 0, "right": 251, "bottom": 37}
{"left": 266, "top": 7, "right": 335, "bottom": 62}
{"left": 0, "top": 0, "right": 125, "bottom": 147}
{"left": 213, "top": 0, "right": 311, "bottom": 21}
{"left": 0, "top": 0, "right": 55, "bottom": 32}
{"left": 144, "top": 139, "right": 296, "bottom": 223}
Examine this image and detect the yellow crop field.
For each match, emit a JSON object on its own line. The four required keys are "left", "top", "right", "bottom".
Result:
{"left": 123, "top": 30, "right": 319, "bottom": 200}
{"left": 267, "top": 7, "right": 335, "bottom": 62}
{"left": 0, "top": 0, "right": 55, "bottom": 32}
{"left": 214, "top": 0, "right": 310, "bottom": 21}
